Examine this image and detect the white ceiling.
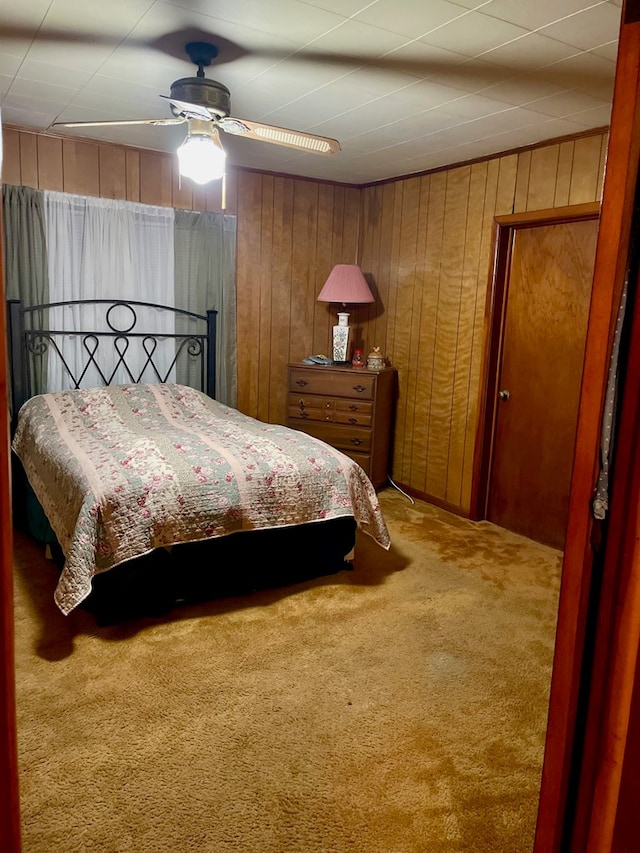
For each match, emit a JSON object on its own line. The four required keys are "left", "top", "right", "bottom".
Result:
{"left": 0, "top": 0, "right": 622, "bottom": 185}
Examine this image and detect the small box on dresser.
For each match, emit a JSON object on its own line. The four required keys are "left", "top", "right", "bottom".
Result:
{"left": 287, "top": 362, "right": 397, "bottom": 489}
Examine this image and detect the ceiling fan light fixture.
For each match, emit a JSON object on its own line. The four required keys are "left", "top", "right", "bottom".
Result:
{"left": 49, "top": 42, "right": 340, "bottom": 165}
{"left": 177, "top": 125, "right": 226, "bottom": 184}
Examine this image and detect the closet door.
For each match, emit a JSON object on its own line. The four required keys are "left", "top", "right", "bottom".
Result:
{"left": 487, "top": 217, "right": 599, "bottom": 549}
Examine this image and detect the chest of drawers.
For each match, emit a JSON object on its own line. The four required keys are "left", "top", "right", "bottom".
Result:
{"left": 286, "top": 363, "right": 396, "bottom": 489}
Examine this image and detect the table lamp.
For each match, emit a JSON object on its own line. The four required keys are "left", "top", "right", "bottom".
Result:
{"left": 317, "top": 264, "right": 375, "bottom": 364}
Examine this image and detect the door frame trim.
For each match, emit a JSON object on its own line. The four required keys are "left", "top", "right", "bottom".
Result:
{"left": 469, "top": 201, "right": 601, "bottom": 522}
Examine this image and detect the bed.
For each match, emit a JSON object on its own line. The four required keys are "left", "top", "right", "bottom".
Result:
{"left": 8, "top": 298, "right": 390, "bottom": 622}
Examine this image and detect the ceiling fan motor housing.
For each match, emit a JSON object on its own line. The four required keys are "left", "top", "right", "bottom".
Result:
{"left": 169, "top": 77, "right": 231, "bottom": 118}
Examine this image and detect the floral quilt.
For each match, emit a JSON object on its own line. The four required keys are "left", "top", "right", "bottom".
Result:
{"left": 12, "top": 383, "right": 391, "bottom": 614}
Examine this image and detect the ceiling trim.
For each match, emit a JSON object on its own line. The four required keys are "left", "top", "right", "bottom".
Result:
{"left": 360, "top": 126, "right": 611, "bottom": 190}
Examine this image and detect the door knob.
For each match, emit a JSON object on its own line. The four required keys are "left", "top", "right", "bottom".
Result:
{"left": 498, "top": 389, "right": 510, "bottom": 401}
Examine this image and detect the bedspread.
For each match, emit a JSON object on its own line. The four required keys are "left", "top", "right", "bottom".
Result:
{"left": 12, "top": 383, "right": 391, "bottom": 614}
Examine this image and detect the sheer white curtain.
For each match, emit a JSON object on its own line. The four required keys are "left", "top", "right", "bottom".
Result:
{"left": 43, "top": 192, "right": 175, "bottom": 391}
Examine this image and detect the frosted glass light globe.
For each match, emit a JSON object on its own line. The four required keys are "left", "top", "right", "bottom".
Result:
{"left": 177, "top": 135, "right": 226, "bottom": 184}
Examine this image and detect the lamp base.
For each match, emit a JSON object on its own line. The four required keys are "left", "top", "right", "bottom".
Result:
{"left": 331, "top": 313, "right": 350, "bottom": 363}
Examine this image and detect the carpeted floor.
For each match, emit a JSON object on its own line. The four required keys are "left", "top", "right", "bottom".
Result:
{"left": 12, "top": 488, "right": 562, "bottom": 852}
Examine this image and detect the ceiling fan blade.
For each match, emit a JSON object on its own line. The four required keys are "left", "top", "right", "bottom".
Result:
{"left": 50, "top": 117, "right": 187, "bottom": 129}
{"left": 218, "top": 117, "right": 340, "bottom": 155}
{"left": 160, "top": 96, "right": 213, "bottom": 122}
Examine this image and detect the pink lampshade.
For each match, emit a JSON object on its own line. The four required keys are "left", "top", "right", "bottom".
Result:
{"left": 317, "top": 264, "right": 375, "bottom": 305}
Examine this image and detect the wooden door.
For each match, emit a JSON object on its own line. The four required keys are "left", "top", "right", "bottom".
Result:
{"left": 487, "top": 218, "right": 599, "bottom": 549}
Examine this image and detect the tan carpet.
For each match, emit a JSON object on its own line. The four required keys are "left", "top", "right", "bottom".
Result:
{"left": 12, "top": 489, "right": 562, "bottom": 852}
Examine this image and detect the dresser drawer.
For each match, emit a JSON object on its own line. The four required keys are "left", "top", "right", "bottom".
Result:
{"left": 288, "top": 395, "right": 373, "bottom": 426}
{"left": 335, "top": 398, "right": 373, "bottom": 418}
{"left": 289, "top": 368, "right": 376, "bottom": 400}
{"left": 291, "top": 420, "right": 372, "bottom": 452}
{"left": 287, "top": 397, "right": 324, "bottom": 421}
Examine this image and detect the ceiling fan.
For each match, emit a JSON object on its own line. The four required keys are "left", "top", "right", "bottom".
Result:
{"left": 50, "top": 41, "right": 341, "bottom": 184}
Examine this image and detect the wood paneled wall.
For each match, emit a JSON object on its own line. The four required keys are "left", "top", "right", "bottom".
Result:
{"left": 2, "top": 125, "right": 608, "bottom": 514}
{"left": 358, "top": 132, "right": 608, "bottom": 513}
{"left": 2, "top": 127, "right": 237, "bottom": 213}
{"left": 235, "top": 172, "right": 360, "bottom": 423}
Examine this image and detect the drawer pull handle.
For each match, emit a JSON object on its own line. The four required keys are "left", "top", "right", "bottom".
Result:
{"left": 300, "top": 412, "right": 309, "bottom": 419}
{"left": 350, "top": 438, "right": 363, "bottom": 446}
{"left": 348, "top": 418, "right": 358, "bottom": 424}
{"left": 325, "top": 415, "right": 332, "bottom": 421}
{"left": 295, "top": 379, "right": 308, "bottom": 387}
{"left": 349, "top": 404, "right": 358, "bottom": 411}
{"left": 298, "top": 400, "right": 305, "bottom": 410}
{"left": 353, "top": 384, "right": 366, "bottom": 393}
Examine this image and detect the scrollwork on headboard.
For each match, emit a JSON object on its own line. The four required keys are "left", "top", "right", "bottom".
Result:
{"left": 7, "top": 299, "right": 217, "bottom": 419}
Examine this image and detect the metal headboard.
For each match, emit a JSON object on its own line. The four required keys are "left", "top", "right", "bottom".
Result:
{"left": 7, "top": 298, "right": 217, "bottom": 418}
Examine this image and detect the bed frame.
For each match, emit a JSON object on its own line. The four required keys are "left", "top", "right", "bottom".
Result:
{"left": 7, "top": 297, "right": 357, "bottom": 624}
{"left": 7, "top": 298, "right": 218, "bottom": 418}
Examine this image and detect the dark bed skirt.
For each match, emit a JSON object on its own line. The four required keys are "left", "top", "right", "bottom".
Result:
{"left": 87, "top": 518, "right": 357, "bottom": 625}
{"left": 53, "top": 518, "right": 357, "bottom": 626}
